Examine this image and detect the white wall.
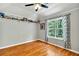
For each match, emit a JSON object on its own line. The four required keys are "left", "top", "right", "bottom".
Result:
{"left": 0, "top": 18, "right": 37, "bottom": 47}
{"left": 38, "top": 8, "right": 79, "bottom": 52}
{"left": 70, "top": 9, "right": 79, "bottom": 52}
{"left": 0, "top": 3, "right": 39, "bottom": 48}
{"left": 37, "top": 20, "right": 46, "bottom": 40}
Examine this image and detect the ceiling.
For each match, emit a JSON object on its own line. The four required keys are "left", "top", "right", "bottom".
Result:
{"left": 38, "top": 3, "right": 79, "bottom": 16}
{"left": 0, "top": 3, "right": 79, "bottom": 20}
{"left": 0, "top": 3, "right": 38, "bottom": 20}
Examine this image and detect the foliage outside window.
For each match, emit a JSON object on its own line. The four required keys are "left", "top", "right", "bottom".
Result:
{"left": 47, "top": 16, "right": 67, "bottom": 40}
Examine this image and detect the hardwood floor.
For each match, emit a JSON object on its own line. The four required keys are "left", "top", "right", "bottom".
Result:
{"left": 0, "top": 40, "right": 79, "bottom": 56}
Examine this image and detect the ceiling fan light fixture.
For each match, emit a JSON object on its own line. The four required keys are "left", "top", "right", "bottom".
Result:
{"left": 35, "top": 4, "right": 41, "bottom": 11}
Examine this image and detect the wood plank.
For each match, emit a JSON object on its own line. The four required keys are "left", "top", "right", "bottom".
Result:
{"left": 0, "top": 40, "right": 78, "bottom": 56}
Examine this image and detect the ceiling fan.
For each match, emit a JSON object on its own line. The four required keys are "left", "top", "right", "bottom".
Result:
{"left": 25, "top": 3, "right": 48, "bottom": 12}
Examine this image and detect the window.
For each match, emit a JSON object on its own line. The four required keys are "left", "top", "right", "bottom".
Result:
{"left": 47, "top": 16, "right": 67, "bottom": 40}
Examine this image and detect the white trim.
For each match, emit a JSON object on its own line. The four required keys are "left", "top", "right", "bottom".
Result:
{"left": 0, "top": 40, "right": 36, "bottom": 49}
{"left": 39, "top": 39, "right": 79, "bottom": 54}
{"left": 47, "top": 16, "right": 65, "bottom": 40}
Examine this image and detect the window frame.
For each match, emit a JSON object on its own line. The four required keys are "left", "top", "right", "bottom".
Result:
{"left": 47, "top": 16, "right": 67, "bottom": 40}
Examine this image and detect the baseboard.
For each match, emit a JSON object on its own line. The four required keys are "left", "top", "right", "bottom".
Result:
{"left": 0, "top": 39, "right": 38, "bottom": 49}
{"left": 39, "top": 39, "right": 79, "bottom": 54}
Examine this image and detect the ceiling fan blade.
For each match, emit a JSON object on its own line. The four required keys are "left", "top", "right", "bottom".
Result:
{"left": 25, "top": 4, "right": 34, "bottom": 6}
{"left": 41, "top": 4, "right": 48, "bottom": 8}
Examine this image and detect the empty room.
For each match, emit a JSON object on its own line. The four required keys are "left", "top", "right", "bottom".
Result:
{"left": 0, "top": 3, "right": 79, "bottom": 56}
